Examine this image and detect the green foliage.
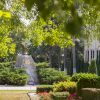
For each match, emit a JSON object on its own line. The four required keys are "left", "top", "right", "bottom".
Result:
{"left": 36, "top": 85, "right": 54, "bottom": 94}
{"left": 88, "top": 58, "right": 97, "bottom": 74}
{"left": 53, "top": 80, "right": 77, "bottom": 94}
{"left": 0, "top": 61, "right": 28, "bottom": 85}
{"left": 96, "top": 51, "right": 100, "bottom": 76}
{"left": 69, "top": 54, "right": 73, "bottom": 76}
{"left": 0, "top": 0, "right": 36, "bottom": 58}
{"left": 0, "top": 61, "right": 15, "bottom": 69}
{"left": 36, "top": 66, "right": 70, "bottom": 84}
{"left": 67, "top": 54, "right": 73, "bottom": 76}
{"left": 24, "top": 0, "right": 84, "bottom": 36}
{"left": 50, "top": 92, "right": 70, "bottom": 100}
{"left": 51, "top": 55, "right": 58, "bottom": 68}
{"left": 76, "top": 55, "right": 84, "bottom": 73}
{"left": 71, "top": 73, "right": 98, "bottom": 82}
{"left": 76, "top": 73, "right": 100, "bottom": 96}
{"left": 36, "top": 62, "right": 49, "bottom": 68}
{"left": 1, "top": 0, "right": 100, "bottom": 58}
{"left": 24, "top": 0, "right": 100, "bottom": 39}
{"left": 83, "top": 62, "right": 89, "bottom": 73}
{"left": 76, "top": 53, "right": 89, "bottom": 74}
{"left": 0, "top": 68, "right": 28, "bottom": 85}
{"left": 28, "top": 18, "right": 74, "bottom": 48}
{"left": 71, "top": 73, "right": 87, "bottom": 82}
{"left": 0, "top": 10, "right": 11, "bottom": 18}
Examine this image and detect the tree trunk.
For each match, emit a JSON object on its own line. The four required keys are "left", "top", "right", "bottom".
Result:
{"left": 58, "top": 50, "right": 61, "bottom": 71}
{"left": 49, "top": 50, "right": 52, "bottom": 68}
{"left": 64, "top": 47, "right": 67, "bottom": 74}
{"left": 72, "top": 35, "right": 76, "bottom": 74}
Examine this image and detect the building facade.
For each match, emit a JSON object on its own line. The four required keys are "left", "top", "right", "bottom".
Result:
{"left": 84, "top": 39, "right": 100, "bottom": 63}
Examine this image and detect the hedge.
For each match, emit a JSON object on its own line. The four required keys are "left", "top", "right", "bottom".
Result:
{"left": 50, "top": 92, "right": 70, "bottom": 100}
{"left": 77, "top": 74, "right": 100, "bottom": 96}
{"left": 36, "top": 85, "right": 54, "bottom": 94}
{"left": 70, "top": 73, "right": 98, "bottom": 82}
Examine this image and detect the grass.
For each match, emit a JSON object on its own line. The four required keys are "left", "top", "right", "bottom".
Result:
{"left": 0, "top": 90, "right": 36, "bottom": 100}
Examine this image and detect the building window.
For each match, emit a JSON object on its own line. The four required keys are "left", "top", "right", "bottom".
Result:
{"left": 97, "top": 50, "right": 98, "bottom": 60}
{"left": 91, "top": 50, "right": 92, "bottom": 59}
{"left": 93, "top": 50, "right": 94, "bottom": 58}
{"left": 88, "top": 51, "right": 89, "bottom": 62}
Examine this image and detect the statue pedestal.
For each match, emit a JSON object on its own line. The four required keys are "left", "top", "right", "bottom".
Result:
{"left": 14, "top": 54, "right": 39, "bottom": 84}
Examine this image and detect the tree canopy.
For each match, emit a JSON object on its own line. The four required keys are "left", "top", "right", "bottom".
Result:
{"left": 23, "top": 0, "right": 100, "bottom": 46}
{"left": 1, "top": 0, "right": 100, "bottom": 57}
{"left": 24, "top": 0, "right": 100, "bottom": 36}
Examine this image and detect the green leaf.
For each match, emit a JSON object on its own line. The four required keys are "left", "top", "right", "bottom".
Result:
{"left": 3, "top": 12, "right": 11, "bottom": 18}
{"left": 0, "top": 10, "right": 3, "bottom": 18}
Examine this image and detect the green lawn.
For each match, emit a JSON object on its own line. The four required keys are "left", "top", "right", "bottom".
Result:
{"left": 0, "top": 90, "right": 36, "bottom": 100}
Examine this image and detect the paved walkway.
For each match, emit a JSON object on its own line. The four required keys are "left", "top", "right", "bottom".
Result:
{"left": 0, "top": 85, "right": 40, "bottom": 90}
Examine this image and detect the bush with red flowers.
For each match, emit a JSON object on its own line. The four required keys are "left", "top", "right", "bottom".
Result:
{"left": 38, "top": 92, "right": 52, "bottom": 100}
{"left": 67, "top": 92, "right": 82, "bottom": 100}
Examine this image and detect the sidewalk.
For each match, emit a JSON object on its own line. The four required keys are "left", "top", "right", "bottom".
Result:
{"left": 0, "top": 85, "right": 40, "bottom": 90}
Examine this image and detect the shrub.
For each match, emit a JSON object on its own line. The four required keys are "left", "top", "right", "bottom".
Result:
{"left": 88, "top": 58, "right": 97, "bottom": 74}
{"left": 36, "top": 62, "right": 49, "bottom": 69}
{"left": 38, "top": 92, "right": 51, "bottom": 100}
{"left": 37, "top": 67, "right": 70, "bottom": 84}
{"left": 70, "top": 73, "right": 98, "bottom": 82}
{"left": 0, "top": 61, "right": 15, "bottom": 69}
{"left": 13, "top": 73, "right": 28, "bottom": 85}
{"left": 67, "top": 92, "right": 82, "bottom": 100}
{"left": 0, "top": 68, "right": 28, "bottom": 85}
{"left": 83, "top": 62, "right": 89, "bottom": 73}
{"left": 77, "top": 74, "right": 100, "bottom": 96}
{"left": 36, "top": 85, "right": 54, "bottom": 94}
{"left": 50, "top": 92, "right": 70, "bottom": 100}
{"left": 53, "top": 80, "right": 77, "bottom": 94}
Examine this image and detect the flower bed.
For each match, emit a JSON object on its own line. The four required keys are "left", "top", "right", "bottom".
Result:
{"left": 66, "top": 92, "right": 82, "bottom": 100}
{"left": 38, "top": 92, "right": 52, "bottom": 100}
{"left": 38, "top": 91, "right": 82, "bottom": 100}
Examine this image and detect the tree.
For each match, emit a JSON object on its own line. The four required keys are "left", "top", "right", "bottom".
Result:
{"left": 88, "top": 58, "right": 97, "bottom": 74}
{"left": 69, "top": 53, "right": 73, "bottom": 76}
{"left": 58, "top": 47, "right": 61, "bottom": 71}
{"left": 72, "top": 35, "right": 76, "bottom": 74}
{"left": 64, "top": 47, "right": 67, "bottom": 74}
{"left": 1, "top": 0, "right": 100, "bottom": 63}
{"left": 96, "top": 51, "right": 100, "bottom": 76}
{"left": 24, "top": 0, "right": 84, "bottom": 36}
{"left": 0, "top": 17, "right": 16, "bottom": 57}
{"left": 23, "top": 0, "right": 100, "bottom": 37}
{"left": 23, "top": 0, "right": 100, "bottom": 46}
{"left": 0, "top": 0, "right": 37, "bottom": 58}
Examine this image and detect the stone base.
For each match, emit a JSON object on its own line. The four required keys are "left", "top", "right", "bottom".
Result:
{"left": 14, "top": 54, "right": 39, "bottom": 84}
{"left": 82, "top": 88, "right": 99, "bottom": 100}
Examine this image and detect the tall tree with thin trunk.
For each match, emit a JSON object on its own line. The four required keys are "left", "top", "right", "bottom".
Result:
{"left": 64, "top": 47, "right": 67, "bottom": 74}
{"left": 49, "top": 50, "right": 52, "bottom": 68}
{"left": 72, "top": 35, "right": 76, "bottom": 74}
{"left": 58, "top": 48, "right": 61, "bottom": 71}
